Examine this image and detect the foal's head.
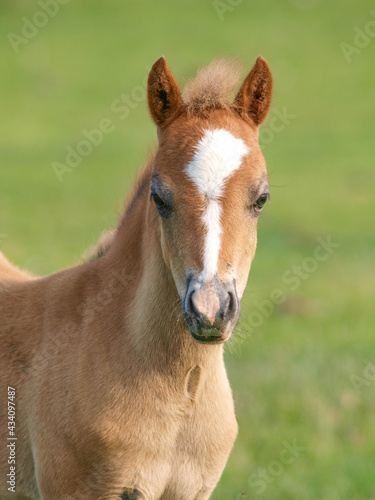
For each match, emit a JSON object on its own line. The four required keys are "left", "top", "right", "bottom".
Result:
{"left": 147, "top": 56, "right": 272, "bottom": 344}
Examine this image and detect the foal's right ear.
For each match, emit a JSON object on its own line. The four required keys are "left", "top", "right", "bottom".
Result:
{"left": 147, "top": 57, "right": 183, "bottom": 128}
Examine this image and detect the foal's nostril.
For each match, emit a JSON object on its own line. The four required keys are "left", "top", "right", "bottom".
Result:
{"left": 227, "top": 291, "right": 235, "bottom": 316}
{"left": 220, "top": 291, "right": 235, "bottom": 320}
{"left": 188, "top": 290, "right": 199, "bottom": 320}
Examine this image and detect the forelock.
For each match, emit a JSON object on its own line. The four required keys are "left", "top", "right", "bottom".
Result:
{"left": 182, "top": 59, "right": 242, "bottom": 115}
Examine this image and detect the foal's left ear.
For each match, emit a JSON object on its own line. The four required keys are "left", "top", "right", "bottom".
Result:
{"left": 234, "top": 56, "right": 273, "bottom": 126}
{"left": 148, "top": 56, "right": 184, "bottom": 128}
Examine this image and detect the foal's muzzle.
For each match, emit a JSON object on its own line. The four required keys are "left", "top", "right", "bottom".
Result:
{"left": 182, "top": 276, "right": 239, "bottom": 344}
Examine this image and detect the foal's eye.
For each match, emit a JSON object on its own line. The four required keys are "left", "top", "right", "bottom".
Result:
{"left": 151, "top": 192, "right": 171, "bottom": 217}
{"left": 152, "top": 193, "right": 165, "bottom": 208}
{"left": 254, "top": 193, "right": 269, "bottom": 210}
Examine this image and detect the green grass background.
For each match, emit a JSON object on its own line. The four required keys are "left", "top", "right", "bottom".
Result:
{"left": 1, "top": 1, "right": 374, "bottom": 498}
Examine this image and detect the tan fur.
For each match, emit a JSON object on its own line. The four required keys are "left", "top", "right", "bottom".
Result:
{"left": 0, "top": 56, "right": 272, "bottom": 500}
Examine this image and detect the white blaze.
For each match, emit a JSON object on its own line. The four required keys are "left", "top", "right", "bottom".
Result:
{"left": 185, "top": 128, "right": 250, "bottom": 279}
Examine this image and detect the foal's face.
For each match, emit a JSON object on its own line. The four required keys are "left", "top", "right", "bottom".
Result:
{"left": 147, "top": 56, "right": 272, "bottom": 343}
{"left": 151, "top": 112, "right": 269, "bottom": 343}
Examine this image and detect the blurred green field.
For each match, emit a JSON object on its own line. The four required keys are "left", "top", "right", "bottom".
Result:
{"left": 1, "top": 1, "right": 375, "bottom": 498}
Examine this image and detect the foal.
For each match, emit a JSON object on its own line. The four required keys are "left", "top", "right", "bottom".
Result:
{"left": 0, "top": 56, "right": 273, "bottom": 499}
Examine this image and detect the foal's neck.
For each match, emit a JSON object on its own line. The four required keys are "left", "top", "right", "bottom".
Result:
{"left": 105, "top": 170, "right": 223, "bottom": 373}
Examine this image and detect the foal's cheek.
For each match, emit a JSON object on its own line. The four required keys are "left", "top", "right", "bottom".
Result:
{"left": 236, "top": 261, "right": 252, "bottom": 299}
{"left": 236, "top": 229, "right": 257, "bottom": 297}
{"left": 160, "top": 224, "right": 173, "bottom": 271}
{"left": 159, "top": 224, "right": 186, "bottom": 294}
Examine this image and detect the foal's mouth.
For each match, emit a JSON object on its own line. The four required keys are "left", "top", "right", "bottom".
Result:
{"left": 190, "top": 330, "right": 232, "bottom": 345}
{"left": 183, "top": 307, "right": 233, "bottom": 344}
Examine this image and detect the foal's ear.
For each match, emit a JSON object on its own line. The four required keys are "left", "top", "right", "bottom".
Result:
{"left": 147, "top": 56, "right": 183, "bottom": 127}
{"left": 234, "top": 56, "right": 273, "bottom": 126}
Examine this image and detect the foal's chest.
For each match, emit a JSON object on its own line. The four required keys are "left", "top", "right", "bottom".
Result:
{"left": 116, "top": 366, "right": 238, "bottom": 499}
